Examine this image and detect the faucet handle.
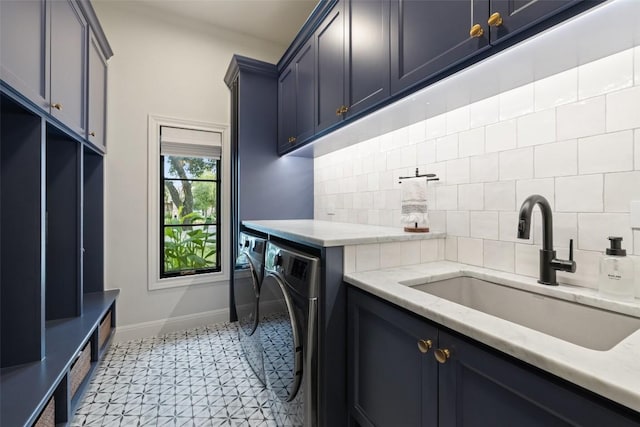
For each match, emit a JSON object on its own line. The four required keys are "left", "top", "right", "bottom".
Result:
{"left": 569, "top": 239, "right": 573, "bottom": 261}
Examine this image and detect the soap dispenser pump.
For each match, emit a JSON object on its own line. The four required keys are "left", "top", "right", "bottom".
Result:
{"left": 598, "top": 236, "right": 634, "bottom": 301}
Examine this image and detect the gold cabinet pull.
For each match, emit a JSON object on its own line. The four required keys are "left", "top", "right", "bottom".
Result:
{"left": 469, "top": 24, "right": 484, "bottom": 38}
{"left": 51, "top": 103, "right": 63, "bottom": 110}
{"left": 336, "top": 105, "right": 349, "bottom": 116}
{"left": 488, "top": 12, "right": 503, "bottom": 27}
{"left": 434, "top": 348, "right": 451, "bottom": 364}
{"left": 288, "top": 136, "right": 297, "bottom": 144}
{"left": 417, "top": 339, "right": 433, "bottom": 354}
{"left": 89, "top": 131, "right": 96, "bottom": 137}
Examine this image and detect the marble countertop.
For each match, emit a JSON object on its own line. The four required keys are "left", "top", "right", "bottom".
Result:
{"left": 243, "top": 220, "right": 445, "bottom": 247}
{"left": 345, "top": 261, "right": 640, "bottom": 412}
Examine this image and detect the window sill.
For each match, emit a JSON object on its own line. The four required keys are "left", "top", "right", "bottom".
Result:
{"left": 149, "top": 270, "right": 229, "bottom": 291}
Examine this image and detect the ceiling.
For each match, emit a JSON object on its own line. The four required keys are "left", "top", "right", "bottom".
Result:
{"left": 131, "top": 0, "right": 319, "bottom": 48}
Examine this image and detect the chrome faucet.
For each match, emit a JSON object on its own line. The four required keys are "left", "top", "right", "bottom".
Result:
{"left": 517, "top": 194, "right": 576, "bottom": 286}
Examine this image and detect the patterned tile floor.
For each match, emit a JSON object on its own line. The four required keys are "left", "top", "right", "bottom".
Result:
{"left": 72, "top": 322, "right": 276, "bottom": 427}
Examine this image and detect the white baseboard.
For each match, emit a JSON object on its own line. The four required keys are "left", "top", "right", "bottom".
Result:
{"left": 113, "top": 308, "right": 231, "bottom": 343}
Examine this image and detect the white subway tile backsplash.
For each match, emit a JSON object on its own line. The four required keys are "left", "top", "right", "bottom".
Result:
{"left": 426, "top": 114, "right": 447, "bottom": 139}
{"left": 416, "top": 140, "right": 436, "bottom": 166}
{"left": 604, "top": 171, "right": 640, "bottom": 213}
{"left": 578, "top": 130, "right": 633, "bottom": 174}
{"left": 458, "top": 183, "right": 484, "bottom": 211}
{"left": 427, "top": 210, "right": 445, "bottom": 231}
{"left": 483, "top": 240, "right": 515, "bottom": 273}
{"left": 500, "top": 83, "right": 534, "bottom": 120}
{"left": 447, "top": 211, "right": 470, "bottom": 237}
{"left": 458, "top": 127, "right": 485, "bottom": 157}
{"left": 517, "top": 109, "right": 556, "bottom": 147}
{"left": 445, "top": 237, "right": 458, "bottom": 261}
{"left": 343, "top": 245, "right": 356, "bottom": 274}
{"left": 606, "top": 86, "right": 640, "bottom": 132}
{"left": 516, "top": 178, "right": 555, "bottom": 210}
{"left": 470, "top": 95, "right": 500, "bottom": 128}
{"left": 557, "top": 97, "right": 605, "bottom": 140}
{"left": 578, "top": 213, "right": 632, "bottom": 251}
{"left": 355, "top": 244, "right": 380, "bottom": 272}
{"left": 408, "top": 120, "right": 427, "bottom": 144}
{"left": 446, "top": 106, "right": 470, "bottom": 135}
{"left": 446, "top": 158, "right": 470, "bottom": 184}
{"left": 436, "top": 134, "right": 458, "bottom": 162}
{"left": 420, "top": 239, "right": 440, "bottom": 263}
{"left": 534, "top": 139, "right": 577, "bottom": 178}
{"left": 515, "top": 243, "right": 539, "bottom": 278}
{"left": 534, "top": 68, "right": 578, "bottom": 111}
{"left": 470, "top": 211, "right": 499, "bottom": 239}
{"left": 556, "top": 174, "right": 603, "bottom": 212}
{"left": 635, "top": 130, "right": 640, "bottom": 170}
{"left": 485, "top": 181, "right": 516, "bottom": 211}
{"left": 458, "top": 237, "right": 483, "bottom": 266}
{"left": 469, "top": 153, "right": 499, "bottom": 183}
{"left": 436, "top": 185, "right": 458, "bottom": 210}
{"left": 485, "top": 120, "right": 517, "bottom": 153}
{"left": 315, "top": 47, "right": 640, "bottom": 294}
{"left": 578, "top": 49, "right": 634, "bottom": 99}
{"left": 499, "top": 147, "right": 534, "bottom": 181}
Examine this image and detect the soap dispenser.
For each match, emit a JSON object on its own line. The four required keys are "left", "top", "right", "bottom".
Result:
{"left": 598, "top": 237, "right": 634, "bottom": 301}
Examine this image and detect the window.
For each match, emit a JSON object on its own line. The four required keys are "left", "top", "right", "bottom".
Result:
{"left": 148, "top": 116, "right": 229, "bottom": 290}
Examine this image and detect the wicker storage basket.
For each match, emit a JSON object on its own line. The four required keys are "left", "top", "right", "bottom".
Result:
{"left": 70, "top": 342, "right": 91, "bottom": 398}
{"left": 34, "top": 396, "right": 55, "bottom": 427}
{"left": 98, "top": 311, "right": 112, "bottom": 349}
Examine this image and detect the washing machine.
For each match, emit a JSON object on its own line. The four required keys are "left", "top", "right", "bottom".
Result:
{"left": 259, "top": 241, "right": 320, "bottom": 427}
{"left": 234, "top": 232, "right": 267, "bottom": 384}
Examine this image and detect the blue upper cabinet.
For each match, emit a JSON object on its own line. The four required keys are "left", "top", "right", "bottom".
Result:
{"left": 88, "top": 28, "right": 108, "bottom": 152}
{"left": 345, "top": 0, "right": 390, "bottom": 118}
{"left": 488, "top": 0, "right": 584, "bottom": 44}
{"left": 278, "top": 39, "right": 315, "bottom": 153}
{"left": 0, "top": 0, "right": 49, "bottom": 110}
{"left": 315, "top": 0, "right": 345, "bottom": 133}
{"left": 50, "top": 0, "right": 87, "bottom": 136}
{"left": 390, "top": 0, "right": 491, "bottom": 96}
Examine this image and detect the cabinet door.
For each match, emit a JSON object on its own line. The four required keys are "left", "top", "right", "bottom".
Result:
{"left": 295, "top": 40, "right": 315, "bottom": 144}
{"left": 88, "top": 30, "right": 107, "bottom": 152}
{"left": 50, "top": 0, "right": 86, "bottom": 135}
{"left": 0, "top": 0, "right": 48, "bottom": 109}
{"left": 489, "top": 0, "right": 583, "bottom": 44}
{"left": 437, "top": 330, "right": 640, "bottom": 427}
{"left": 315, "top": 1, "right": 345, "bottom": 133}
{"left": 390, "top": 0, "right": 490, "bottom": 95}
{"left": 278, "top": 64, "right": 297, "bottom": 153}
{"left": 348, "top": 288, "right": 438, "bottom": 427}
{"left": 346, "top": 0, "right": 390, "bottom": 117}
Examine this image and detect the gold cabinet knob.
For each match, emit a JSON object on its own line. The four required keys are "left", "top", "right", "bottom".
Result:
{"left": 434, "top": 348, "right": 451, "bottom": 364}
{"left": 336, "top": 106, "right": 343, "bottom": 116}
{"left": 89, "top": 131, "right": 96, "bottom": 137}
{"left": 417, "top": 339, "right": 433, "bottom": 354}
{"left": 488, "top": 12, "right": 503, "bottom": 27}
{"left": 469, "top": 24, "right": 484, "bottom": 38}
{"left": 51, "top": 103, "right": 63, "bottom": 110}
{"left": 288, "top": 136, "right": 297, "bottom": 144}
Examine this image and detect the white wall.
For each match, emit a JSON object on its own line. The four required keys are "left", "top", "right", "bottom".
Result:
{"left": 315, "top": 46, "right": 640, "bottom": 291}
{"left": 93, "top": 2, "right": 285, "bottom": 340}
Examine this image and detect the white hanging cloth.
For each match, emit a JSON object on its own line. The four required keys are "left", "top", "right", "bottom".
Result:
{"left": 400, "top": 177, "right": 430, "bottom": 227}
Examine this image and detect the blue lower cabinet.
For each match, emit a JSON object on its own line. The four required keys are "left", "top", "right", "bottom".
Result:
{"left": 347, "top": 286, "right": 640, "bottom": 427}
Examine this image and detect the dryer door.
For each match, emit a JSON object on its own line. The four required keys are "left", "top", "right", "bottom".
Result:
{"left": 234, "top": 251, "right": 260, "bottom": 336}
{"left": 259, "top": 273, "right": 303, "bottom": 402}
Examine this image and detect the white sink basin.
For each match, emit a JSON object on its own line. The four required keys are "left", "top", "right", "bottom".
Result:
{"left": 404, "top": 276, "right": 640, "bottom": 351}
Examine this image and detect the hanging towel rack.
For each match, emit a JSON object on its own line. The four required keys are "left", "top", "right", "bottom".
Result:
{"left": 398, "top": 168, "right": 440, "bottom": 183}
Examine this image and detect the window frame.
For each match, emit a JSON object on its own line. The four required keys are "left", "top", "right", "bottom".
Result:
{"left": 147, "top": 115, "right": 230, "bottom": 291}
